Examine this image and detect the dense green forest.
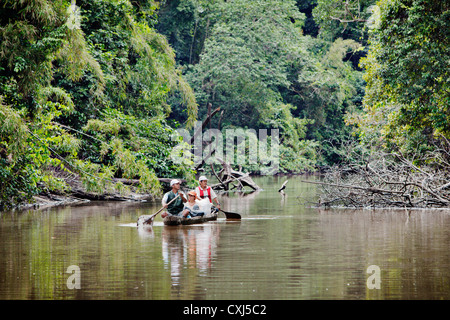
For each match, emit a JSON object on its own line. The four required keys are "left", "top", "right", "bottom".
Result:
{"left": 1, "top": 0, "right": 449, "bottom": 209}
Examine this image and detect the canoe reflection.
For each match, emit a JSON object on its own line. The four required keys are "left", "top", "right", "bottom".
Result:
{"left": 162, "top": 223, "right": 221, "bottom": 286}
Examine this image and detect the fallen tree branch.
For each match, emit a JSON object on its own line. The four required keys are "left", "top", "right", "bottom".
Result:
{"left": 305, "top": 148, "right": 450, "bottom": 209}
{"left": 190, "top": 104, "right": 221, "bottom": 145}
{"left": 301, "top": 180, "right": 404, "bottom": 195}
{"left": 210, "top": 163, "right": 226, "bottom": 190}
{"left": 212, "top": 157, "right": 261, "bottom": 191}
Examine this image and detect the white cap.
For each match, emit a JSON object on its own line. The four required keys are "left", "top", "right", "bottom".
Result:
{"left": 170, "top": 179, "right": 180, "bottom": 186}
{"left": 199, "top": 176, "right": 208, "bottom": 182}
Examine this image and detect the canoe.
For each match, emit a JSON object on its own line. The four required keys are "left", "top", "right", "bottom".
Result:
{"left": 163, "top": 210, "right": 218, "bottom": 226}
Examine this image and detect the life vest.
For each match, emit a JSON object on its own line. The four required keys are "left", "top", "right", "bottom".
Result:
{"left": 198, "top": 186, "right": 212, "bottom": 203}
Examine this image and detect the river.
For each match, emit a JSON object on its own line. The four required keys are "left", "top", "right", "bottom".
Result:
{"left": 1, "top": 175, "right": 450, "bottom": 300}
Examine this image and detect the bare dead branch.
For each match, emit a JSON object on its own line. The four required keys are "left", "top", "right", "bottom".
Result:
{"left": 305, "top": 147, "right": 450, "bottom": 209}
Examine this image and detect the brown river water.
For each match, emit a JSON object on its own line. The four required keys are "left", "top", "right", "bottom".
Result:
{"left": 1, "top": 175, "right": 450, "bottom": 300}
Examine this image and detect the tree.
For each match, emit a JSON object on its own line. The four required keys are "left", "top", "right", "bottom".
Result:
{"left": 313, "top": 0, "right": 374, "bottom": 41}
{"left": 0, "top": 0, "right": 104, "bottom": 208}
{"left": 287, "top": 37, "right": 364, "bottom": 164}
{"left": 156, "top": 0, "right": 208, "bottom": 66}
{"left": 0, "top": 0, "right": 104, "bottom": 112}
{"left": 350, "top": 0, "right": 450, "bottom": 156}
{"left": 183, "top": 0, "right": 304, "bottom": 126}
{"left": 156, "top": 0, "right": 368, "bottom": 169}
{"left": 180, "top": 0, "right": 322, "bottom": 173}
{"left": 0, "top": 0, "right": 199, "bottom": 208}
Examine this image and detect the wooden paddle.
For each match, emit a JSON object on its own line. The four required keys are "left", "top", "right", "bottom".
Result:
{"left": 143, "top": 194, "right": 181, "bottom": 224}
{"left": 219, "top": 208, "right": 241, "bottom": 220}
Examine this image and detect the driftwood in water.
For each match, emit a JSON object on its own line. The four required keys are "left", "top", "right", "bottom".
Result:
{"left": 209, "top": 157, "right": 261, "bottom": 191}
{"left": 302, "top": 149, "right": 450, "bottom": 209}
{"left": 185, "top": 103, "right": 259, "bottom": 192}
{"left": 278, "top": 180, "right": 288, "bottom": 192}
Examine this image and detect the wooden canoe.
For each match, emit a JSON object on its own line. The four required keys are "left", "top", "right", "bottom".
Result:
{"left": 163, "top": 210, "right": 218, "bottom": 226}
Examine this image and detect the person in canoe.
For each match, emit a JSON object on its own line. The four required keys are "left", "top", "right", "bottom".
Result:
{"left": 161, "top": 179, "right": 188, "bottom": 218}
{"left": 195, "top": 176, "right": 221, "bottom": 211}
{"left": 182, "top": 190, "right": 205, "bottom": 218}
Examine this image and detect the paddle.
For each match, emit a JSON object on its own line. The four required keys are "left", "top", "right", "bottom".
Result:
{"left": 218, "top": 208, "right": 241, "bottom": 220}
{"left": 143, "top": 194, "right": 181, "bottom": 225}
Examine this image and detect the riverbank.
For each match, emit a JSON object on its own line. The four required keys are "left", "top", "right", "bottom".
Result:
{"left": 4, "top": 171, "right": 309, "bottom": 213}
{"left": 18, "top": 191, "right": 154, "bottom": 212}
{"left": 5, "top": 168, "right": 157, "bottom": 212}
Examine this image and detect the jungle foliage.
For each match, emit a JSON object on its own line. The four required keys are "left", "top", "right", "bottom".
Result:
{"left": 348, "top": 0, "right": 450, "bottom": 159}
{"left": 157, "top": 0, "right": 365, "bottom": 168}
{"left": 2, "top": 0, "right": 446, "bottom": 209}
{"left": 0, "top": 0, "right": 196, "bottom": 209}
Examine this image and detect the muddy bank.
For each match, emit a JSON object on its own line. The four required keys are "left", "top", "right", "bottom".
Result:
{"left": 16, "top": 191, "right": 154, "bottom": 212}
{"left": 8, "top": 167, "right": 157, "bottom": 212}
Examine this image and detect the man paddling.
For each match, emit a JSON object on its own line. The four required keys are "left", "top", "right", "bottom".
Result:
{"left": 195, "top": 176, "right": 221, "bottom": 210}
{"left": 161, "top": 179, "right": 188, "bottom": 218}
